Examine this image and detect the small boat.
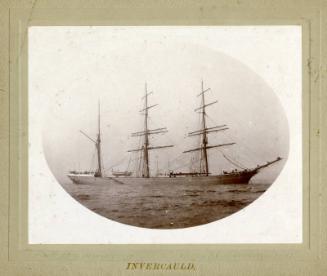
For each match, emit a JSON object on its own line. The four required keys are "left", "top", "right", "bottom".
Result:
{"left": 111, "top": 170, "right": 133, "bottom": 177}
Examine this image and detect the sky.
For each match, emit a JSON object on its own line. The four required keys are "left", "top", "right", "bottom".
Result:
{"left": 29, "top": 27, "right": 291, "bottom": 184}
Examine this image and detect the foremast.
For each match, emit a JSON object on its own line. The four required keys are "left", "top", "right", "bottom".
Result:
{"left": 95, "top": 101, "right": 103, "bottom": 177}
{"left": 183, "top": 81, "right": 235, "bottom": 176}
{"left": 128, "top": 83, "right": 173, "bottom": 178}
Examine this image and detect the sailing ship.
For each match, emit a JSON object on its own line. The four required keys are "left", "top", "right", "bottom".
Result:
{"left": 67, "top": 82, "right": 282, "bottom": 185}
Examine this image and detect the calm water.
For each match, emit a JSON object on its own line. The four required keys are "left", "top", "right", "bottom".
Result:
{"left": 62, "top": 180, "right": 271, "bottom": 229}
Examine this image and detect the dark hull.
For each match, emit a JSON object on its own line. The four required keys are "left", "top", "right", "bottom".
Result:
{"left": 67, "top": 170, "right": 258, "bottom": 185}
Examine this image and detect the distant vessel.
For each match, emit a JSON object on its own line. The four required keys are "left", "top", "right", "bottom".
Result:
{"left": 67, "top": 82, "right": 281, "bottom": 185}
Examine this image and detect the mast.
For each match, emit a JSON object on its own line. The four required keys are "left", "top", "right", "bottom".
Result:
{"left": 201, "top": 81, "right": 209, "bottom": 176}
{"left": 183, "top": 81, "right": 235, "bottom": 175}
{"left": 143, "top": 83, "right": 150, "bottom": 177}
{"left": 96, "top": 101, "right": 103, "bottom": 177}
{"left": 79, "top": 100, "right": 103, "bottom": 177}
{"left": 128, "top": 83, "right": 173, "bottom": 178}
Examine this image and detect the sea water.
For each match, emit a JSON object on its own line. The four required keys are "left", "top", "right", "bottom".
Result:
{"left": 61, "top": 180, "right": 271, "bottom": 229}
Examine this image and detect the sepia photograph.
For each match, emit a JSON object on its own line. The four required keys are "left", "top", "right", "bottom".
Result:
{"left": 28, "top": 26, "right": 301, "bottom": 243}
{"left": 3, "top": 1, "right": 327, "bottom": 275}
{"left": 3, "top": 1, "right": 326, "bottom": 275}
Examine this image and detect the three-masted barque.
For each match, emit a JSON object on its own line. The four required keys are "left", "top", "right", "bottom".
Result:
{"left": 67, "top": 82, "right": 282, "bottom": 185}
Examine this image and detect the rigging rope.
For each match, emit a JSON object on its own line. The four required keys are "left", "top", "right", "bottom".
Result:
{"left": 90, "top": 146, "right": 97, "bottom": 172}
{"left": 126, "top": 153, "right": 132, "bottom": 171}
{"left": 170, "top": 154, "right": 201, "bottom": 171}
{"left": 217, "top": 149, "right": 247, "bottom": 170}
{"left": 205, "top": 112, "right": 259, "bottom": 166}
{"left": 103, "top": 156, "right": 128, "bottom": 172}
{"left": 137, "top": 133, "right": 143, "bottom": 177}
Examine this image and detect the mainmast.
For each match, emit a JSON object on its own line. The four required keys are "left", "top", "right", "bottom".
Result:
{"left": 183, "top": 81, "right": 235, "bottom": 176}
{"left": 128, "top": 83, "right": 173, "bottom": 178}
{"left": 200, "top": 81, "right": 209, "bottom": 175}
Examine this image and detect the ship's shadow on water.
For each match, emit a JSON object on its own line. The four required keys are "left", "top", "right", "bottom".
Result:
{"left": 62, "top": 179, "right": 271, "bottom": 229}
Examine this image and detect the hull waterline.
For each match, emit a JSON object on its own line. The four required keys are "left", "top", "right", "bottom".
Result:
{"left": 67, "top": 170, "right": 257, "bottom": 185}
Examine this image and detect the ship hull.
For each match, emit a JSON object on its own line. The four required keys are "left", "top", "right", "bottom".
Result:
{"left": 67, "top": 170, "right": 257, "bottom": 185}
